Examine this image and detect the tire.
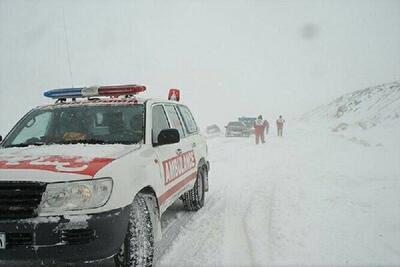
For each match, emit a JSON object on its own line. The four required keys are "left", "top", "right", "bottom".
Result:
{"left": 114, "top": 194, "right": 154, "bottom": 267}
{"left": 182, "top": 167, "right": 205, "bottom": 211}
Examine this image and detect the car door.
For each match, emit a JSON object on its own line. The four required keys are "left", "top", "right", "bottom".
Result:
{"left": 152, "top": 104, "right": 195, "bottom": 212}
{"left": 176, "top": 104, "right": 209, "bottom": 191}
{"left": 162, "top": 105, "right": 196, "bottom": 186}
{"left": 176, "top": 104, "right": 203, "bottom": 165}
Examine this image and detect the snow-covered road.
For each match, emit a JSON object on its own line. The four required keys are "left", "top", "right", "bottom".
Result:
{"left": 155, "top": 125, "right": 400, "bottom": 267}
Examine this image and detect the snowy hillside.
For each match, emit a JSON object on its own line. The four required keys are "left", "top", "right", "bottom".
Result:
{"left": 302, "top": 81, "right": 400, "bottom": 146}
{"left": 302, "top": 81, "right": 400, "bottom": 128}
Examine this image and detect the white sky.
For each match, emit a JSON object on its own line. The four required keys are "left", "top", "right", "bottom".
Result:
{"left": 1, "top": 0, "right": 400, "bottom": 134}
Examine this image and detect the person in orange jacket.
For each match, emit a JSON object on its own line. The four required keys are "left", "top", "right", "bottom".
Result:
{"left": 253, "top": 115, "right": 267, "bottom": 144}
{"left": 276, "top": 115, "right": 285, "bottom": 136}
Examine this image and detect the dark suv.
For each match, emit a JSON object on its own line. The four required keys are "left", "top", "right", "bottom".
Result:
{"left": 238, "top": 117, "right": 256, "bottom": 134}
{"left": 225, "top": 121, "right": 250, "bottom": 137}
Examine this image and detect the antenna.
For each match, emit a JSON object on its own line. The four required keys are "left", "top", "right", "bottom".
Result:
{"left": 62, "top": 8, "right": 74, "bottom": 88}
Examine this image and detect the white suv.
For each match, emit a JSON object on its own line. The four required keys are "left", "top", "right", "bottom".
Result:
{"left": 0, "top": 85, "right": 210, "bottom": 266}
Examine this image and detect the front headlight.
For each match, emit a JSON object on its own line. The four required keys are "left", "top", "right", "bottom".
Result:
{"left": 39, "top": 178, "right": 113, "bottom": 213}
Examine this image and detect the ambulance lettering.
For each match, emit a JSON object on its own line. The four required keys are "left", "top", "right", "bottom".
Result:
{"left": 163, "top": 150, "right": 196, "bottom": 184}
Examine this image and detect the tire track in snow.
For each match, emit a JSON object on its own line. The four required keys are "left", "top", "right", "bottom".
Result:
{"left": 266, "top": 183, "right": 277, "bottom": 262}
{"left": 153, "top": 205, "right": 198, "bottom": 262}
{"left": 242, "top": 182, "right": 277, "bottom": 265}
{"left": 156, "top": 140, "right": 234, "bottom": 266}
{"left": 242, "top": 202, "right": 258, "bottom": 266}
{"left": 155, "top": 189, "right": 227, "bottom": 266}
{"left": 221, "top": 200, "right": 256, "bottom": 266}
{"left": 220, "top": 156, "right": 259, "bottom": 267}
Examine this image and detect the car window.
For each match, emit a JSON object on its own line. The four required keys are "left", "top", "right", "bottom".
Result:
{"left": 177, "top": 105, "right": 198, "bottom": 134}
{"left": 11, "top": 111, "right": 52, "bottom": 145}
{"left": 164, "top": 105, "right": 185, "bottom": 138}
{"left": 152, "top": 105, "right": 170, "bottom": 144}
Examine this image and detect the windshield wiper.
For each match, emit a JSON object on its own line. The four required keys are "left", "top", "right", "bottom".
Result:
{"left": 5, "top": 142, "right": 45, "bottom": 148}
{"left": 80, "top": 139, "right": 138, "bottom": 145}
{"left": 80, "top": 139, "right": 107, "bottom": 144}
{"left": 5, "top": 139, "right": 139, "bottom": 147}
{"left": 56, "top": 139, "right": 113, "bottom": 145}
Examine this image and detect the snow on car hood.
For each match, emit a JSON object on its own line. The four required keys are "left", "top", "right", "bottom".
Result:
{"left": 0, "top": 144, "right": 140, "bottom": 178}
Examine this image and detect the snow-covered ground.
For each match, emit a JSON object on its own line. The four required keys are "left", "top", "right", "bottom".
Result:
{"left": 152, "top": 124, "right": 399, "bottom": 267}
{"left": 155, "top": 80, "right": 400, "bottom": 266}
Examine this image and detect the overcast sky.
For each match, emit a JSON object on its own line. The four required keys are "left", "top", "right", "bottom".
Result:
{"left": 1, "top": 0, "right": 400, "bottom": 134}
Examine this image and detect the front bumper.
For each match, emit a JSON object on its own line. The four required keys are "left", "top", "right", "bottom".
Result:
{"left": 0, "top": 206, "right": 130, "bottom": 264}
{"left": 227, "top": 131, "right": 249, "bottom": 137}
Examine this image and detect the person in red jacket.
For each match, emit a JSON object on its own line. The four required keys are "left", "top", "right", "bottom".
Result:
{"left": 253, "top": 115, "right": 267, "bottom": 144}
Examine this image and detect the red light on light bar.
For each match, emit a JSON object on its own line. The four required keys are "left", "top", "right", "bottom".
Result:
{"left": 98, "top": 85, "right": 146, "bottom": 96}
{"left": 168, "top": 89, "right": 180, "bottom": 101}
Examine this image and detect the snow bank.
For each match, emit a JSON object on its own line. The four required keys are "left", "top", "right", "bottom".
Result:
{"left": 301, "top": 81, "right": 400, "bottom": 147}
{"left": 302, "top": 81, "right": 400, "bottom": 127}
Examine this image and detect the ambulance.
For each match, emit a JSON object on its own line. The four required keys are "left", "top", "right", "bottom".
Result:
{"left": 0, "top": 85, "right": 210, "bottom": 266}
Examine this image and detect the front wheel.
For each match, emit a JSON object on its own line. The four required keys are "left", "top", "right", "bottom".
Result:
{"left": 114, "top": 194, "right": 154, "bottom": 267}
{"left": 182, "top": 167, "right": 205, "bottom": 211}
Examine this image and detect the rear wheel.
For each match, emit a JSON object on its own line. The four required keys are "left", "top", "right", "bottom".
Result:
{"left": 114, "top": 194, "right": 154, "bottom": 267}
{"left": 182, "top": 167, "right": 205, "bottom": 211}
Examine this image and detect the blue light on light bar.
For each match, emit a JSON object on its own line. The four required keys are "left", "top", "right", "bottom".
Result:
{"left": 44, "top": 85, "right": 146, "bottom": 99}
{"left": 44, "top": 88, "right": 83, "bottom": 99}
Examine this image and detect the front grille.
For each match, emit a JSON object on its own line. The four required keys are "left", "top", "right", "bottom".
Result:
{"left": 61, "top": 229, "right": 96, "bottom": 245}
{"left": 0, "top": 182, "right": 46, "bottom": 219}
{"left": 6, "top": 233, "right": 33, "bottom": 247}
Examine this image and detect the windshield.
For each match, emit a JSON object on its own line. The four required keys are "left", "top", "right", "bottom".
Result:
{"left": 2, "top": 104, "right": 144, "bottom": 147}
{"left": 238, "top": 118, "right": 256, "bottom": 127}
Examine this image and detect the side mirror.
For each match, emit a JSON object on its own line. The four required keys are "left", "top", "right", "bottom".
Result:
{"left": 157, "top": 129, "right": 180, "bottom": 146}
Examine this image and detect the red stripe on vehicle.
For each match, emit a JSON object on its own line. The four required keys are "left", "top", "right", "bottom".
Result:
{"left": 158, "top": 172, "right": 197, "bottom": 205}
{"left": 0, "top": 156, "right": 114, "bottom": 176}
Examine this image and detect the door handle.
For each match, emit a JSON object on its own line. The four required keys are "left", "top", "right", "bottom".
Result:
{"left": 176, "top": 148, "right": 183, "bottom": 155}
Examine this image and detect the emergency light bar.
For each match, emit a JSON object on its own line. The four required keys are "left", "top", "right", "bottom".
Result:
{"left": 44, "top": 85, "right": 146, "bottom": 99}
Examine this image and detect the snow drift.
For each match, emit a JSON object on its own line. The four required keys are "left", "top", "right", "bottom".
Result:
{"left": 301, "top": 81, "right": 400, "bottom": 147}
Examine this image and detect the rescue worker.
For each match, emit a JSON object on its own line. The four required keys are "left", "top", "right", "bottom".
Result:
{"left": 276, "top": 115, "right": 285, "bottom": 136}
{"left": 253, "top": 115, "right": 267, "bottom": 144}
